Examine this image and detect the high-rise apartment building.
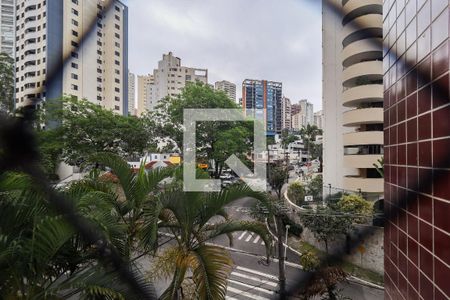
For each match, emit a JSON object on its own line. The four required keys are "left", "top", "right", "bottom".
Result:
{"left": 281, "top": 96, "right": 292, "bottom": 130}
{"left": 322, "top": 0, "right": 383, "bottom": 196}
{"left": 314, "top": 110, "right": 324, "bottom": 130}
{"left": 14, "top": 0, "right": 129, "bottom": 115}
{"left": 136, "top": 74, "right": 153, "bottom": 116}
{"left": 215, "top": 80, "right": 236, "bottom": 101}
{"left": 383, "top": 1, "right": 450, "bottom": 299}
{"left": 128, "top": 70, "right": 135, "bottom": 115}
{"left": 242, "top": 79, "right": 282, "bottom": 136}
{"left": 136, "top": 52, "right": 208, "bottom": 115}
{"left": 0, "top": 0, "right": 14, "bottom": 57}
{"left": 291, "top": 103, "right": 301, "bottom": 116}
{"left": 300, "top": 99, "right": 314, "bottom": 127}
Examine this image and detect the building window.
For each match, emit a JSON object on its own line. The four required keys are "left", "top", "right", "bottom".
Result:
{"left": 115, "top": 96, "right": 120, "bottom": 101}
{"left": 115, "top": 42, "right": 120, "bottom": 47}
{"left": 114, "top": 33, "right": 120, "bottom": 39}
{"left": 71, "top": 19, "right": 78, "bottom": 26}
{"left": 71, "top": 62, "right": 78, "bottom": 69}
{"left": 114, "top": 51, "right": 120, "bottom": 56}
{"left": 71, "top": 84, "right": 78, "bottom": 90}
{"left": 71, "top": 73, "right": 78, "bottom": 80}
{"left": 72, "top": 0, "right": 78, "bottom": 4}
{"left": 115, "top": 15, "right": 120, "bottom": 21}
{"left": 97, "top": 96, "right": 102, "bottom": 101}
{"left": 114, "top": 105, "right": 120, "bottom": 110}
{"left": 97, "top": 68, "right": 102, "bottom": 73}
{"left": 71, "top": 41, "right": 79, "bottom": 48}
{"left": 97, "top": 87, "right": 102, "bottom": 92}
{"left": 71, "top": 8, "right": 78, "bottom": 16}
{"left": 72, "top": 30, "right": 78, "bottom": 37}
{"left": 115, "top": 69, "right": 120, "bottom": 75}
{"left": 115, "top": 87, "right": 120, "bottom": 92}
{"left": 115, "top": 24, "right": 120, "bottom": 30}
{"left": 97, "top": 77, "right": 102, "bottom": 82}
{"left": 115, "top": 78, "right": 120, "bottom": 83}
{"left": 71, "top": 51, "right": 78, "bottom": 58}
{"left": 115, "top": 6, "right": 120, "bottom": 12}
{"left": 115, "top": 60, "right": 120, "bottom": 66}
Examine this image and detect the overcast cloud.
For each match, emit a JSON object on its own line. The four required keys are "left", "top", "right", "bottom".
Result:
{"left": 125, "top": 0, "right": 323, "bottom": 110}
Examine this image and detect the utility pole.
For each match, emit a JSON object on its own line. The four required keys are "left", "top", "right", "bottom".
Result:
{"left": 276, "top": 216, "right": 287, "bottom": 299}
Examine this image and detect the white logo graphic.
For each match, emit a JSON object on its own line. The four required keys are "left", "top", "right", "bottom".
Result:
{"left": 183, "top": 109, "right": 267, "bottom": 192}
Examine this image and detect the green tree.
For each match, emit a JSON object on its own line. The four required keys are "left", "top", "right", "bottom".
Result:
{"left": 42, "top": 97, "right": 155, "bottom": 168}
{"left": 0, "top": 171, "right": 151, "bottom": 299}
{"left": 337, "top": 194, "right": 373, "bottom": 224}
{"left": 0, "top": 52, "right": 14, "bottom": 114}
{"left": 148, "top": 82, "right": 253, "bottom": 178}
{"left": 268, "top": 162, "right": 289, "bottom": 200}
{"left": 306, "top": 174, "right": 323, "bottom": 201}
{"left": 300, "top": 207, "right": 353, "bottom": 254}
{"left": 288, "top": 182, "right": 306, "bottom": 205}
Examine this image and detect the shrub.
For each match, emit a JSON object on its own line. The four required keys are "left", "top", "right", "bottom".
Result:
{"left": 288, "top": 182, "right": 306, "bottom": 205}
{"left": 337, "top": 194, "right": 373, "bottom": 224}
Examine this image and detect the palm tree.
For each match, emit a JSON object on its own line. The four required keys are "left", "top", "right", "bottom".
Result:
{"left": 90, "top": 153, "right": 273, "bottom": 299}
{"left": 0, "top": 170, "right": 152, "bottom": 299}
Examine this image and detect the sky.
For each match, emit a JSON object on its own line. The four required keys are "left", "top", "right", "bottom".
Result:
{"left": 125, "top": 0, "right": 323, "bottom": 110}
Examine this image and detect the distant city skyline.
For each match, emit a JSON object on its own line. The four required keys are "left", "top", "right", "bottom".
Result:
{"left": 125, "top": 0, "right": 322, "bottom": 109}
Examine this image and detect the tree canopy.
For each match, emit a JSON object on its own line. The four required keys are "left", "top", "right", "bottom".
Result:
{"left": 39, "top": 97, "right": 155, "bottom": 172}
{"left": 148, "top": 82, "right": 254, "bottom": 178}
{"left": 0, "top": 53, "right": 14, "bottom": 114}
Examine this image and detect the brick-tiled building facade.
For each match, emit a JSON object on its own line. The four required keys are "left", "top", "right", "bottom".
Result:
{"left": 383, "top": 0, "right": 450, "bottom": 298}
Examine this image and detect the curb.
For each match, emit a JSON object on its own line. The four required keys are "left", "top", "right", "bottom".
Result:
{"left": 264, "top": 218, "right": 303, "bottom": 257}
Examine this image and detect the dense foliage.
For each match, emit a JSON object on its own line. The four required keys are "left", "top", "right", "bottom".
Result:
{"left": 0, "top": 52, "right": 14, "bottom": 114}
{"left": 147, "top": 82, "right": 254, "bottom": 178}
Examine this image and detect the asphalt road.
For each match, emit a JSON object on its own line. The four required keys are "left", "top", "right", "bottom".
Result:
{"left": 145, "top": 186, "right": 384, "bottom": 299}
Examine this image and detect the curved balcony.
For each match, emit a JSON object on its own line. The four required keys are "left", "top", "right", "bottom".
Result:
{"left": 342, "top": 84, "right": 383, "bottom": 107}
{"left": 342, "top": 0, "right": 382, "bottom": 25}
{"left": 342, "top": 14, "right": 382, "bottom": 47}
{"left": 343, "top": 131, "right": 383, "bottom": 146}
{"left": 343, "top": 154, "right": 383, "bottom": 169}
{"left": 341, "top": 38, "right": 382, "bottom": 68}
{"left": 343, "top": 177, "right": 384, "bottom": 193}
{"left": 23, "top": 42, "right": 37, "bottom": 53}
{"left": 343, "top": 107, "right": 383, "bottom": 126}
{"left": 342, "top": 60, "right": 383, "bottom": 87}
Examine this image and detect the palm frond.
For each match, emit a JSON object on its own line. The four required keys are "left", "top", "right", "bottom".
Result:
{"left": 188, "top": 245, "right": 233, "bottom": 300}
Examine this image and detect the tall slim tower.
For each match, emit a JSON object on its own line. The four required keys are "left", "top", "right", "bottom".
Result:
{"left": 383, "top": 1, "right": 450, "bottom": 299}
{"left": 242, "top": 79, "right": 282, "bottom": 136}
{"left": 322, "top": 0, "right": 383, "bottom": 196}
{"left": 14, "top": 0, "right": 129, "bottom": 115}
{"left": 215, "top": 80, "right": 236, "bottom": 101}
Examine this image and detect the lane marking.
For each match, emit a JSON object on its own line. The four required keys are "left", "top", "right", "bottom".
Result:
{"left": 245, "top": 233, "right": 253, "bottom": 242}
{"left": 238, "top": 231, "right": 247, "bottom": 240}
{"left": 253, "top": 236, "right": 260, "bottom": 244}
{"left": 228, "top": 279, "right": 275, "bottom": 295}
{"left": 235, "top": 266, "right": 279, "bottom": 281}
{"left": 227, "top": 286, "right": 271, "bottom": 300}
{"left": 231, "top": 271, "right": 278, "bottom": 287}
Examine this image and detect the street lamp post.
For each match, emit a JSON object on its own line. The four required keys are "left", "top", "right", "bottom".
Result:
{"left": 284, "top": 224, "right": 290, "bottom": 261}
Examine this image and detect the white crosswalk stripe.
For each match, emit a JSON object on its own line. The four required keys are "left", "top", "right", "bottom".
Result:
{"left": 236, "top": 231, "right": 270, "bottom": 245}
{"left": 226, "top": 266, "right": 278, "bottom": 300}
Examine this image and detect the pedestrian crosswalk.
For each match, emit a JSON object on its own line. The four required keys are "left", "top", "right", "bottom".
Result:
{"left": 226, "top": 266, "right": 278, "bottom": 300}
{"left": 237, "top": 231, "right": 267, "bottom": 245}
